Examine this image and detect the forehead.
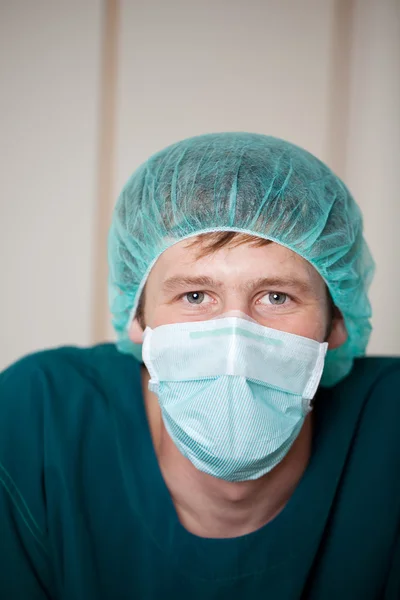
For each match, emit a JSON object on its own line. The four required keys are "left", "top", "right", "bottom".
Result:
{"left": 147, "top": 237, "right": 324, "bottom": 291}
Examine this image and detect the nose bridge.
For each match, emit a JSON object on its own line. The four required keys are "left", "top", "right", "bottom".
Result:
{"left": 221, "top": 285, "right": 250, "bottom": 315}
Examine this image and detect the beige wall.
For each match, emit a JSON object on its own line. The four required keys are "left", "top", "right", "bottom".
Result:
{"left": 1, "top": 0, "right": 399, "bottom": 370}
{"left": 0, "top": 1, "right": 102, "bottom": 369}
{"left": 115, "top": 0, "right": 336, "bottom": 184}
{"left": 345, "top": 0, "right": 400, "bottom": 354}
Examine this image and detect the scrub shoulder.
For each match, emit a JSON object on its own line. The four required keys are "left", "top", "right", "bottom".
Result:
{"left": 0, "top": 343, "right": 138, "bottom": 510}
{"left": 0, "top": 344, "right": 140, "bottom": 597}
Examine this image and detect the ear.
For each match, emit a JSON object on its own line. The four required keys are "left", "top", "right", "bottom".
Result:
{"left": 326, "top": 307, "right": 348, "bottom": 350}
{"left": 129, "top": 318, "right": 145, "bottom": 344}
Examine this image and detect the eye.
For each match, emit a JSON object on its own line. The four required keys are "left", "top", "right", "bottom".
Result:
{"left": 185, "top": 291, "right": 205, "bottom": 304}
{"left": 259, "top": 292, "right": 288, "bottom": 306}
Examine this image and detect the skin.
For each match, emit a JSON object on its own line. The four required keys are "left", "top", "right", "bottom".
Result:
{"left": 130, "top": 238, "right": 347, "bottom": 539}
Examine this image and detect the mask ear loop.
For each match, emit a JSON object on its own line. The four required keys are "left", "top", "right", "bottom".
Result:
{"left": 302, "top": 342, "right": 329, "bottom": 410}
{"left": 142, "top": 327, "right": 160, "bottom": 392}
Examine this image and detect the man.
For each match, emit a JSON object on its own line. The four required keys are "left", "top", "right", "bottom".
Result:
{"left": 0, "top": 132, "right": 399, "bottom": 599}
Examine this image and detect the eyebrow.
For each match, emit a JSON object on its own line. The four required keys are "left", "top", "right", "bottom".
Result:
{"left": 162, "top": 276, "right": 218, "bottom": 292}
{"left": 161, "top": 275, "right": 314, "bottom": 295}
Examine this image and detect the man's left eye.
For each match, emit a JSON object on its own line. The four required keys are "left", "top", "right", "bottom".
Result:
{"left": 259, "top": 292, "right": 288, "bottom": 306}
{"left": 185, "top": 291, "right": 205, "bottom": 304}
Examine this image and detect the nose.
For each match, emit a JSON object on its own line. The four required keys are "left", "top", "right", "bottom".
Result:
{"left": 215, "top": 291, "right": 261, "bottom": 323}
{"left": 216, "top": 309, "right": 258, "bottom": 324}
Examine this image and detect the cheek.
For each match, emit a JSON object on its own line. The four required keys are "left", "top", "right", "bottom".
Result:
{"left": 147, "top": 305, "right": 182, "bottom": 329}
{"left": 267, "top": 308, "right": 328, "bottom": 343}
{"left": 298, "top": 314, "right": 328, "bottom": 342}
{"left": 291, "top": 321, "right": 326, "bottom": 342}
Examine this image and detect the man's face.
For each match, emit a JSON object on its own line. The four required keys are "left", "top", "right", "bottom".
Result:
{"left": 130, "top": 238, "right": 346, "bottom": 348}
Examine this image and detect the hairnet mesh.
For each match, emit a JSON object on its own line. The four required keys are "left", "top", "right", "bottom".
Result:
{"left": 108, "top": 132, "right": 374, "bottom": 386}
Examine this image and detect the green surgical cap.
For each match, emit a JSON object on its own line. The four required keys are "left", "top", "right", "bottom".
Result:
{"left": 108, "top": 132, "right": 374, "bottom": 386}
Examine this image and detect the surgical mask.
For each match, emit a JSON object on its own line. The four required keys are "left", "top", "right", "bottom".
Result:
{"left": 142, "top": 314, "right": 328, "bottom": 482}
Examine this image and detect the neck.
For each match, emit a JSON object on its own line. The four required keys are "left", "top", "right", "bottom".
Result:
{"left": 142, "top": 367, "right": 313, "bottom": 539}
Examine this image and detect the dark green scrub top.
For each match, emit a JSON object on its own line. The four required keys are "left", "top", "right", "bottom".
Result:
{"left": 0, "top": 344, "right": 399, "bottom": 599}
